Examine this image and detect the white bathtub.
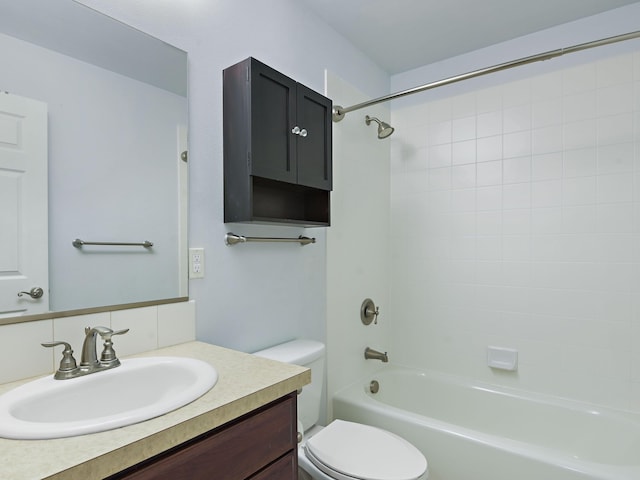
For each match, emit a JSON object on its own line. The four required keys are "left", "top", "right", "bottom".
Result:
{"left": 332, "top": 367, "right": 640, "bottom": 480}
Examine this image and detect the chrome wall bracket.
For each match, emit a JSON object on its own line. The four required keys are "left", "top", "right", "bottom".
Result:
{"left": 332, "top": 105, "right": 345, "bottom": 122}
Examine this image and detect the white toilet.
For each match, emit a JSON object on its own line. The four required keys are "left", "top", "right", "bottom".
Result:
{"left": 254, "top": 339, "right": 428, "bottom": 480}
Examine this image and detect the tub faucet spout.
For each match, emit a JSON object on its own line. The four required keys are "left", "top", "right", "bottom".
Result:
{"left": 364, "top": 347, "right": 388, "bottom": 362}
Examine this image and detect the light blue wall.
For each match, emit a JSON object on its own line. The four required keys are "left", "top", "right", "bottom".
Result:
{"left": 77, "top": 0, "right": 390, "bottom": 352}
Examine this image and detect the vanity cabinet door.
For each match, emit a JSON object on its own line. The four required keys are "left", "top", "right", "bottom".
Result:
{"left": 249, "top": 59, "right": 298, "bottom": 185}
{"left": 245, "top": 57, "right": 332, "bottom": 191}
{"left": 296, "top": 83, "right": 332, "bottom": 190}
{"left": 110, "top": 393, "right": 297, "bottom": 480}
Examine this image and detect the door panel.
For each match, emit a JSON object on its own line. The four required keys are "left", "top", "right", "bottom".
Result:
{"left": 250, "top": 59, "right": 297, "bottom": 184}
{"left": 296, "top": 85, "right": 332, "bottom": 190}
{"left": 0, "top": 93, "right": 48, "bottom": 316}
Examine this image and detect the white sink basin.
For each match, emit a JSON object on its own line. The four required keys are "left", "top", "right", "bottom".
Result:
{"left": 0, "top": 356, "right": 218, "bottom": 439}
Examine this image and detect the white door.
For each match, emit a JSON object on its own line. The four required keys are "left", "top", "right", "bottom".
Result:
{"left": 0, "top": 92, "right": 48, "bottom": 317}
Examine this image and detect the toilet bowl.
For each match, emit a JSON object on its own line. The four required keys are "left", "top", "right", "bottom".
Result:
{"left": 253, "top": 339, "right": 428, "bottom": 480}
{"left": 299, "top": 420, "right": 427, "bottom": 480}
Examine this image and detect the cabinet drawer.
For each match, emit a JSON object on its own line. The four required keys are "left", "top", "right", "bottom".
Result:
{"left": 111, "top": 394, "right": 296, "bottom": 480}
{"left": 249, "top": 451, "right": 297, "bottom": 480}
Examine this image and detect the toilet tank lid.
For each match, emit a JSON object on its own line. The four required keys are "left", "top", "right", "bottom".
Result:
{"left": 253, "top": 339, "right": 325, "bottom": 365}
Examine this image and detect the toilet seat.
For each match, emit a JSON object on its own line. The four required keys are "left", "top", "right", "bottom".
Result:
{"left": 304, "top": 420, "right": 427, "bottom": 480}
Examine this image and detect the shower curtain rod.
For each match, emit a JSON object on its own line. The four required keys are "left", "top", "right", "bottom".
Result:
{"left": 332, "top": 30, "right": 640, "bottom": 122}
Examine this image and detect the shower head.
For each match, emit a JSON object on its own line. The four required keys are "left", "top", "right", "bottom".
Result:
{"left": 365, "top": 115, "right": 394, "bottom": 139}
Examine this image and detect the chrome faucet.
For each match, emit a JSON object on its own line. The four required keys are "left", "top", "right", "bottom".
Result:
{"left": 364, "top": 347, "right": 389, "bottom": 363}
{"left": 81, "top": 326, "right": 115, "bottom": 368}
{"left": 42, "top": 326, "right": 129, "bottom": 379}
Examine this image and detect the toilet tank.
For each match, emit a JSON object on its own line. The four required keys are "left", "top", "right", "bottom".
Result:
{"left": 253, "top": 339, "right": 325, "bottom": 431}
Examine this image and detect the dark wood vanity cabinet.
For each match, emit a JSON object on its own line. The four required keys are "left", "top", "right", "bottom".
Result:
{"left": 223, "top": 57, "right": 332, "bottom": 226}
{"left": 108, "top": 393, "right": 298, "bottom": 480}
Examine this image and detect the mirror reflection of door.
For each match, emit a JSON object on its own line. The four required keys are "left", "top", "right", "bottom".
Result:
{"left": 0, "top": 92, "right": 48, "bottom": 317}
{"left": 177, "top": 124, "right": 188, "bottom": 298}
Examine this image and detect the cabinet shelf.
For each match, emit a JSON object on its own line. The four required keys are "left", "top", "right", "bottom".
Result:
{"left": 250, "top": 176, "right": 329, "bottom": 226}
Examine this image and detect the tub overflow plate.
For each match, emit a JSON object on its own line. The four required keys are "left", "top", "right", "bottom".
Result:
{"left": 370, "top": 380, "right": 380, "bottom": 394}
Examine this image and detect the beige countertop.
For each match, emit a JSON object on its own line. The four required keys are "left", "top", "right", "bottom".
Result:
{"left": 0, "top": 341, "right": 310, "bottom": 480}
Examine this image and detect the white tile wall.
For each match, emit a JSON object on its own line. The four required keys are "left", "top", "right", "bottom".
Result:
{"left": 0, "top": 300, "right": 196, "bottom": 384}
{"left": 158, "top": 300, "right": 196, "bottom": 348}
{"left": 389, "top": 50, "right": 640, "bottom": 411}
{"left": 0, "top": 320, "right": 53, "bottom": 384}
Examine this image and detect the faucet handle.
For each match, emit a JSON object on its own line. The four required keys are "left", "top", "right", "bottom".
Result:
{"left": 99, "top": 328, "right": 129, "bottom": 366}
{"left": 85, "top": 325, "right": 112, "bottom": 336}
{"left": 361, "top": 298, "right": 380, "bottom": 325}
{"left": 100, "top": 328, "right": 129, "bottom": 341}
{"left": 42, "top": 341, "right": 79, "bottom": 379}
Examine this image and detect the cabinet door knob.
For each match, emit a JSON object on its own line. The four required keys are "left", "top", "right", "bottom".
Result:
{"left": 291, "top": 126, "right": 301, "bottom": 135}
{"left": 299, "top": 128, "right": 308, "bottom": 137}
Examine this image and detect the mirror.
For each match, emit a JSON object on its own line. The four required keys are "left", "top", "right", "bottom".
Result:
{"left": 0, "top": 0, "right": 188, "bottom": 323}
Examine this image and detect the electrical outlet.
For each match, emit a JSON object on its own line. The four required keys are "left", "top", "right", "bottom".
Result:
{"left": 189, "top": 248, "right": 205, "bottom": 279}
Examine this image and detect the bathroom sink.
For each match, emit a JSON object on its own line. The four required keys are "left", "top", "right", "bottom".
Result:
{"left": 0, "top": 356, "right": 218, "bottom": 440}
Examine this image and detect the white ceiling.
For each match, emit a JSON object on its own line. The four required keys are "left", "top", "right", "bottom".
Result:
{"left": 299, "top": 0, "right": 640, "bottom": 74}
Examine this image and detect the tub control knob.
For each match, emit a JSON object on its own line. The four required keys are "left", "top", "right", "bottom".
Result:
{"left": 360, "top": 298, "right": 379, "bottom": 325}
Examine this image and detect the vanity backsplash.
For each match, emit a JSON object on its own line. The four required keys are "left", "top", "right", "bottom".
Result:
{"left": 0, "top": 301, "right": 196, "bottom": 384}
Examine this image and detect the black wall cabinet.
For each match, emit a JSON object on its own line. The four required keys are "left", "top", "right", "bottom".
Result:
{"left": 223, "top": 57, "right": 332, "bottom": 226}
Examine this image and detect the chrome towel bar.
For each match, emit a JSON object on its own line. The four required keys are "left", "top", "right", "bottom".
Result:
{"left": 225, "top": 232, "right": 315, "bottom": 246}
{"left": 72, "top": 239, "right": 154, "bottom": 248}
